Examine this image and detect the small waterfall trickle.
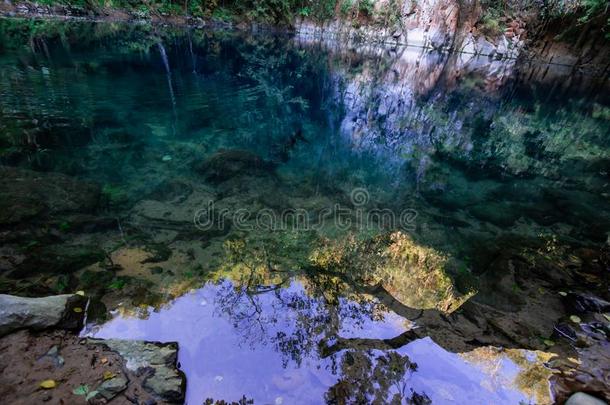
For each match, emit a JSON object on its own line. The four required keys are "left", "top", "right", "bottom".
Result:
{"left": 157, "top": 41, "right": 177, "bottom": 136}
{"left": 188, "top": 30, "right": 197, "bottom": 74}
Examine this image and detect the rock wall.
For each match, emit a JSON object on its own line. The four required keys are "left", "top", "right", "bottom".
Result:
{"left": 295, "top": 0, "right": 525, "bottom": 59}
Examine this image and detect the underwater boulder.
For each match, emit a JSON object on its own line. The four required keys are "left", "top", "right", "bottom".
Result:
{"left": 0, "top": 167, "right": 101, "bottom": 225}
{"left": 11, "top": 244, "right": 106, "bottom": 278}
{"left": 146, "top": 179, "right": 193, "bottom": 203}
{"left": 469, "top": 202, "right": 521, "bottom": 227}
{"left": 194, "top": 149, "right": 276, "bottom": 184}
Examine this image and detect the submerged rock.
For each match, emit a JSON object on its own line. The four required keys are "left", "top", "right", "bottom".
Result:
{"left": 194, "top": 149, "right": 276, "bottom": 184}
{"left": 0, "top": 167, "right": 100, "bottom": 225}
{"left": 0, "top": 293, "right": 85, "bottom": 337}
{"left": 11, "top": 243, "right": 106, "bottom": 278}
{"left": 88, "top": 338, "right": 185, "bottom": 403}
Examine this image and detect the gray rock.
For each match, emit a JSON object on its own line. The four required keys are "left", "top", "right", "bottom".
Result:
{"left": 0, "top": 294, "right": 83, "bottom": 337}
{"left": 88, "top": 339, "right": 185, "bottom": 403}
{"left": 565, "top": 392, "right": 607, "bottom": 405}
{"left": 95, "top": 376, "right": 128, "bottom": 400}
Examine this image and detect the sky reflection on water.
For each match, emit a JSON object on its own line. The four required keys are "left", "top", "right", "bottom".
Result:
{"left": 89, "top": 280, "right": 539, "bottom": 404}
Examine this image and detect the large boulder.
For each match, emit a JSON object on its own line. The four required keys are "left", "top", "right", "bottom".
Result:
{"left": 0, "top": 293, "right": 85, "bottom": 337}
{"left": 88, "top": 338, "right": 186, "bottom": 403}
{"left": 194, "top": 149, "right": 276, "bottom": 184}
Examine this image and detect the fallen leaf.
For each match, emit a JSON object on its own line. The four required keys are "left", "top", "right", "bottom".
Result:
{"left": 558, "top": 291, "right": 567, "bottom": 297}
{"left": 570, "top": 315, "right": 582, "bottom": 323}
{"left": 103, "top": 371, "right": 116, "bottom": 380}
{"left": 40, "top": 380, "right": 57, "bottom": 389}
{"left": 543, "top": 339, "right": 555, "bottom": 347}
{"left": 72, "top": 385, "right": 89, "bottom": 396}
{"left": 75, "top": 290, "right": 85, "bottom": 296}
{"left": 73, "top": 307, "right": 83, "bottom": 313}
{"left": 100, "top": 357, "right": 108, "bottom": 364}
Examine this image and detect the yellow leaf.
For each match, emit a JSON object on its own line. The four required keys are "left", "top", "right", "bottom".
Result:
{"left": 103, "top": 371, "right": 116, "bottom": 381}
{"left": 75, "top": 290, "right": 85, "bottom": 296}
{"left": 570, "top": 315, "right": 582, "bottom": 323}
{"left": 73, "top": 307, "right": 83, "bottom": 313}
{"left": 40, "top": 380, "right": 57, "bottom": 389}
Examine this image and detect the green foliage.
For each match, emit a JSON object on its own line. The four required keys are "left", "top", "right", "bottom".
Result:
{"left": 298, "top": 6, "right": 311, "bottom": 17}
{"left": 579, "top": 0, "right": 609, "bottom": 23}
{"left": 339, "top": 0, "right": 353, "bottom": 17}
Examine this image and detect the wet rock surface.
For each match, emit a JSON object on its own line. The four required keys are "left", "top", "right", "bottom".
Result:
{"left": 0, "top": 293, "right": 86, "bottom": 337}
{"left": 95, "top": 375, "right": 129, "bottom": 400}
{"left": 565, "top": 392, "right": 608, "bottom": 405}
{"left": 87, "top": 339, "right": 186, "bottom": 403}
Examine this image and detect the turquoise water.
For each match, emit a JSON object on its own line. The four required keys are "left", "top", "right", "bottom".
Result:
{"left": 1, "top": 18, "right": 609, "bottom": 404}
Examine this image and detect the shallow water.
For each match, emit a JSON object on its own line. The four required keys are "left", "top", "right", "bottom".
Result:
{"left": 1, "top": 17, "right": 609, "bottom": 404}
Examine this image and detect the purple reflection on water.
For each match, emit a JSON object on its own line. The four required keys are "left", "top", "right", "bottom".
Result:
{"left": 88, "top": 280, "right": 535, "bottom": 404}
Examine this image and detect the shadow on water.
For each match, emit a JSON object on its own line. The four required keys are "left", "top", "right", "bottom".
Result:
{"left": 0, "top": 18, "right": 609, "bottom": 404}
